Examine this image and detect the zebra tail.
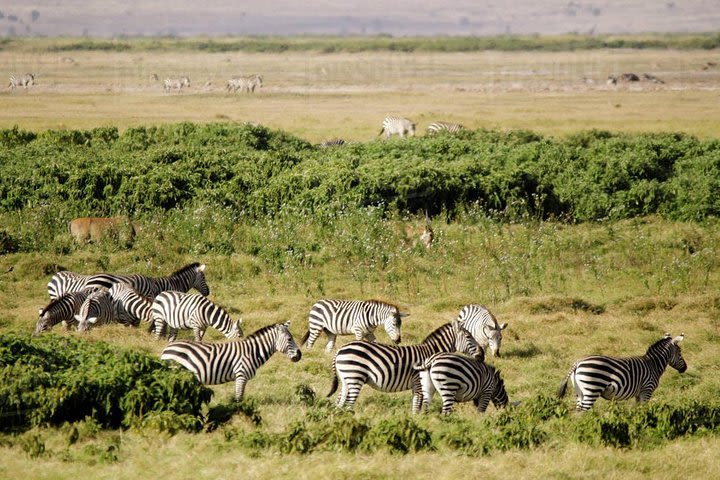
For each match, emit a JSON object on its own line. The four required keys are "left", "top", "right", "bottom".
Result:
{"left": 300, "top": 329, "right": 310, "bottom": 346}
{"left": 378, "top": 127, "right": 385, "bottom": 136}
{"left": 326, "top": 357, "right": 339, "bottom": 398}
{"left": 556, "top": 365, "right": 576, "bottom": 398}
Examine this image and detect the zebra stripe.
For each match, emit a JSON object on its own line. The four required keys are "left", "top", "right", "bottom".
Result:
{"left": 301, "top": 299, "right": 408, "bottom": 352}
{"left": 378, "top": 116, "right": 416, "bottom": 139}
{"left": 226, "top": 74, "right": 262, "bottom": 93}
{"left": 318, "top": 138, "right": 346, "bottom": 147}
{"left": 160, "top": 322, "right": 301, "bottom": 400}
{"left": 163, "top": 76, "right": 190, "bottom": 91}
{"left": 75, "top": 288, "right": 123, "bottom": 332}
{"left": 8, "top": 73, "right": 35, "bottom": 90}
{"left": 47, "top": 262, "right": 210, "bottom": 300}
{"left": 426, "top": 121, "right": 465, "bottom": 135}
{"left": 456, "top": 304, "right": 507, "bottom": 357}
{"left": 108, "top": 283, "right": 153, "bottom": 327}
{"left": 557, "top": 334, "right": 687, "bottom": 411}
{"left": 151, "top": 291, "right": 242, "bottom": 342}
{"left": 35, "top": 288, "right": 98, "bottom": 335}
{"left": 414, "top": 352, "right": 508, "bottom": 414}
{"left": 327, "top": 320, "right": 481, "bottom": 413}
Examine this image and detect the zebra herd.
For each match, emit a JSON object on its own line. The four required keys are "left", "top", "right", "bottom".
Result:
{"left": 155, "top": 74, "right": 264, "bottom": 94}
{"left": 34, "top": 264, "right": 688, "bottom": 414}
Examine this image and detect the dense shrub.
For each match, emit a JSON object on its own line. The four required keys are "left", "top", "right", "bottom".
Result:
{"left": 0, "top": 333, "right": 213, "bottom": 432}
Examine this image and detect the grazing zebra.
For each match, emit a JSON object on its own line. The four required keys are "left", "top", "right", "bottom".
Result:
{"left": 414, "top": 352, "right": 508, "bottom": 414}
{"left": 378, "top": 116, "right": 416, "bottom": 139}
{"left": 34, "top": 288, "right": 98, "bottom": 335}
{"left": 327, "top": 320, "right": 481, "bottom": 413}
{"left": 74, "top": 288, "right": 124, "bottom": 332}
{"left": 426, "top": 121, "right": 465, "bottom": 135}
{"left": 8, "top": 73, "right": 35, "bottom": 90}
{"left": 456, "top": 304, "right": 508, "bottom": 357}
{"left": 301, "top": 299, "right": 408, "bottom": 352}
{"left": 226, "top": 74, "right": 262, "bottom": 93}
{"left": 557, "top": 333, "right": 687, "bottom": 411}
{"left": 47, "top": 262, "right": 210, "bottom": 300}
{"left": 160, "top": 322, "right": 301, "bottom": 400}
{"left": 163, "top": 76, "right": 190, "bottom": 91}
{"left": 319, "top": 138, "right": 346, "bottom": 147}
{"left": 151, "top": 291, "right": 242, "bottom": 342}
{"left": 108, "top": 283, "right": 153, "bottom": 327}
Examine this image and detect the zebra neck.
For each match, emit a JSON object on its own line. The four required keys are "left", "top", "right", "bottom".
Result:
{"left": 247, "top": 336, "right": 278, "bottom": 367}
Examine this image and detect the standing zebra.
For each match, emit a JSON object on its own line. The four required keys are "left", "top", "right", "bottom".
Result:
{"left": 35, "top": 288, "right": 98, "bottom": 335}
{"left": 426, "top": 121, "right": 465, "bottom": 135}
{"left": 301, "top": 299, "right": 408, "bottom": 352}
{"left": 414, "top": 352, "right": 508, "bottom": 414}
{"left": 151, "top": 291, "right": 242, "bottom": 342}
{"left": 160, "top": 322, "right": 301, "bottom": 400}
{"left": 378, "top": 116, "right": 416, "bottom": 139}
{"left": 47, "top": 263, "right": 210, "bottom": 300}
{"left": 328, "top": 321, "right": 480, "bottom": 413}
{"left": 557, "top": 333, "right": 687, "bottom": 411}
{"left": 108, "top": 283, "right": 153, "bottom": 327}
{"left": 456, "top": 304, "right": 507, "bottom": 357}
{"left": 163, "top": 76, "right": 190, "bottom": 91}
{"left": 226, "top": 74, "right": 262, "bottom": 93}
{"left": 8, "top": 73, "right": 35, "bottom": 90}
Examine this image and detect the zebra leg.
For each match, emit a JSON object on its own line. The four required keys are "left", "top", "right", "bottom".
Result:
{"left": 339, "top": 380, "right": 364, "bottom": 409}
{"left": 153, "top": 318, "right": 165, "bottom": 340}
{"left": 637, "top": 388, "right": 655, "bottom": 403}
{"left": 440, "top": 393, "right": 457, "bottom": 415}
{"left": 193, "top": 326, "right": 206, "bottom": 342}
{"left": 168, "top": 327, "right": 179, "bottom": 342}
{"left": 473, "top": 395, "right": 491, "bottom": 413}
{"left": 411, "top": 379, "right": 424, "bottom": 414}
{"left": 305, "top": 327, "right": 322, "bottom": 348}
{"left": 234, "top": 376, "right": 248, "bottom": 401}
{"left": 418, "top": 370, "right": 435, "bottom": 412}
{"left": 324, "top": 333, "right": 338, "bottom": 352}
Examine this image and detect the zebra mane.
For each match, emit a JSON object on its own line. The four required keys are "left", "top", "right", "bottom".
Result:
{"left": 170, "top": 262, "right": 202, "bottom": 277}
{"left": 39, "top": 296, "right": 64, "bottom": 316}
{"left": 365, "top": 299, "right": 399, "bottom": 310}
{"left": 421, "top": 322, "right": 455, "bottom": 343}
{"left": 646, "top": 336, "right": 674, "bottom": 354}
{"left": 244, "top": 323, "right": 283, "bottom": 341}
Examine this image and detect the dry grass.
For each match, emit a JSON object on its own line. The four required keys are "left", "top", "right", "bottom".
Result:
{"left": 1, "top": 49, "right": 719, "bottom": 141}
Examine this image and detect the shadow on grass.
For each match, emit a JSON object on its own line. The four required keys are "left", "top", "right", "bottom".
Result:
{"left": 503, "top": 342, "right": 543, "bottom": 359}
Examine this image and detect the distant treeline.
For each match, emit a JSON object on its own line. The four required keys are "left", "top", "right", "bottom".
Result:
{"left": 3, "top": 32, "right": 720, "bottom": 53}
{"left": 0, "top": 123, "right": 718, "bottom": 226}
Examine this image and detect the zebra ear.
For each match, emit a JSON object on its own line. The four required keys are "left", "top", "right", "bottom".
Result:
{"left": 38, "top": 308, "right": 43, "bottom": 315}
{"left": 74, "top": 314, "right": 83, "bottom": 322}
{"left": 283, "top": 321, "right": 291, "bottom": 328}
{"left": 663, "top": 332, "right": 672, "bottom": 339}
{"left": 399, "top": 312, "right": 410, "bottom": 318}
{"left": 500, "top": 323, "right": 508, "bottom": 330}
{"left": 198, "top": 264, "right": 206, "bottom": 272}
{"left": 672, "top": 333, "right": 685, "bottom": 344}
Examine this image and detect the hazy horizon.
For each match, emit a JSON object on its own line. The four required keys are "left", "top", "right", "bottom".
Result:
{"left": 2, "top": 1, "right": 720, "bottom": 38}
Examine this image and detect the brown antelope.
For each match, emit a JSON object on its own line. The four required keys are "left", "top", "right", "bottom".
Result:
{"left": 68, "top": 217, "right": 138, "bottom": 244}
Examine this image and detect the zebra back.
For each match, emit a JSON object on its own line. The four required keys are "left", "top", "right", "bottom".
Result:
{"left": 426, "top": 121, "right": 465, "bottom": 135}
{"left": 456, "top": 304, "right": 507, "bottom": 357}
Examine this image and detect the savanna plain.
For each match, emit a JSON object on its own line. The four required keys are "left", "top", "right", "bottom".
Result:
{"left": 1, "top": 36, "right": 719, "bottom": 479}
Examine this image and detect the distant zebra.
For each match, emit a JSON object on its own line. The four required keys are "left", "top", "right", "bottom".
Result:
{"left": 226, "top": 74, "right": 262, "bottom": 93}
{"left": 34, "top": 288, "right": 98, "bottom": 335}
{"left": 426, "top": 121, "right": 465, "bottom": 135}
{"left": 163, "top": 76, "right": 190, "bottom": 91}
{"left": 327, "top": 321, "right": 481, "bottom": 413}
{"left": 47, "top": 262, "right": 210, "bottom": 300}
{"left": 456, "top": 304, "right": 508, "bottom": 357}
{"left": 74, "top": 288, "right": 128, "bottom": 332}
{"left": 8, "top": 73, "right": 35, "bottom": 90}
{"left": 319, "top": 138, "right": 346, "bottom": 147}
{"left": 378, "top": 116, "right": 416, "bottom": 139}
{"left": 557, "top": 333, "right": 687, "bottom": 411}
{"left": 414, "top": 352, "right": 508, "bottom": 414}
{"left": 108, "top": 283, "right": 153, "bottom": 327}
{"left": 301, "top": 299, "right": 408, "bottom": 352}
{"left": 160, "top": 322, "right": 301, "bottom": 400}
{"left": 151, "top": 291, "right": 242, "bottom": 342}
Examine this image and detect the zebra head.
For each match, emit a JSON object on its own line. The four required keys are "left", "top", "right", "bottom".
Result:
{"left": 452, "top": 320, "right": 481, "bottom": 357}
{"left": 491, "top": 369, "right": 509, "bottom": 409}
{"left": 192, "top": 263, "right": 210, "bottom": 296}
{"left": 664, "top": 333, "right": 687, "bottom": 373}
{"left": 483, "top": 321, "right": 508, "bottom": 358}
{"left": 34, "top": 309, "right": 51, "bottom": 336}
{"left": 383, "top": 308, "right": 408, "bottom": 344}
{"left": 229, "top": 318, "right": 244, "bottom": 339}
{"left": 276, "top": 321, "right": 302, "bottom": 362}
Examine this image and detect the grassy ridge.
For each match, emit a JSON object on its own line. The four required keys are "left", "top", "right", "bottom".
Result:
{"left": 3, "top": 33, "right": 720, "bottom": 54}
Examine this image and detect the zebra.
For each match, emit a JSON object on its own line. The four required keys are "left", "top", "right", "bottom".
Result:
{"left": 301, "top": 299, "right": 408, "bottom": 352}
{"left": 151, "top": 291, "right": 242, "bottom": 342}
{"left": 160, "top": 322, "right": 301, "bottom": 400}
{"left": 327, "top": 320, "right": 481, "bottom": 413}
{"left": 226, "top": 74, "right": 262, "bottom": 93}
{"left": 47, "top": 262, "right": 210, "bottom": 300}
{"left": 414, "top": 352, "right": 508, "bottom": 414}
{"left": 163, "top": 76, "right": 190, "bottom": 91}
{"left": 34, "top": 288, "right": 98, "bottom": 335}
{"left": 74, "top": 288, "right": 126, "bottom": 332}
{"left": 108, "top": 283, "right": 153, "bottom": 327}
{"left": 318, "top": 138, "right": 346, "bottom": 147}
{"left": 456, "top": 304, "right": 508, "bottom": 357}
{"left": 378, "top": 116, "right": 416, "bottom": 139}
{"left": 8, "top": 73, "right": 35, "bottom": 90}
{"left": 557, "top": 333, "right": 687, "bottom": 411}
{"left": 426, "top": 121, "right": 465, "bottom": 135}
